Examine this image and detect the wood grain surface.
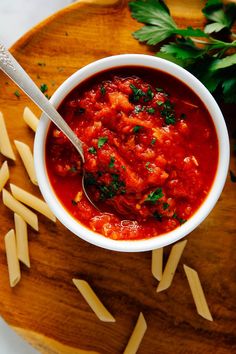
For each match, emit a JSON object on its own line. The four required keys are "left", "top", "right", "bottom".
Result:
{"left": 0, "top": 0, "right": 236, "bottom": 353}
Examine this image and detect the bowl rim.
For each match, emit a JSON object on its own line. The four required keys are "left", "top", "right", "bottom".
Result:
{"left": 34, "top": 54, "right": 230, "bottom": 252}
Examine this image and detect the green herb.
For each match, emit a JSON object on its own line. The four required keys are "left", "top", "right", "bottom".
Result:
{"left": 144, "top": 87, "right": 154, "bottom": 102}
{"left": 85, "top": 173, "right": 97, "bottom": 186}
{"left": 178, "top": 217, "right": 187, "bottom": 224}
{"left": 180, "top": 113, "right": 186, "bottom": 119}
{"left": 70, "top": 166, "right": 78, "bottom": 173}
{"left": 145, "top": 188, "right": 164, "bottom": 203}
{"left": 88, "top": 147, "right": 97, "bottom": 154}
{"left": 173, "top": 212, "right": 178, "bottom": 219}
{"left": 145, "top": 161, "right": 154, "bottom": 172}
{"left": 146, "top": 107, "right": 155, "bottom": 114}
{"left": 153, "top": 211, "right": 162, "bottom": 221}
{"left": 71, "top": 199, "right": 77, "bottom": 206}
{"left": 156, "top": 100, "right": 164, "bottom": 106}
{"left": 100, "top": 85, "right": 106, "bottom": 95}
{"left": 76, "top": 107, "right": 85, "bottom": 114}
{"left": 160, "top": 100, "right": 176, "bottom": 125}
{"left": 129, "top": 0, "right": 236, "bottom": 104}
{"left": 45, "top": 94, "right": 51, "bottom": 99}
{"left": 156, "top": 87, "right": 164, "bottom": 93}
{"left": 14, "top": 90, "right": 20, "bottom": 98}
{"left": 230, "top": 170, "right": 236, "bottom": 182}
{"left": 40, "top": 83, "right": 48, "bottom": 93}
{"left": 163, "top": 202, "right": 169, "bottom": 210}
{"left": 109, "top": 156, "right": 115, "bottom": 168}
{"left": 151, "top": 137, "right": 156, "bottom": 145}
{"left": 99, "top": 174, "right": 126, "bottom": 200}
{"left": 133, "top": 125, "right": 142, "bottom": 133}
{"left": 121, "top": 165, "right": 126, "bottom": 170}
{"left": 98, "top": 137, "right": 108, "bottom": 148}
{"left": 134, "top": 105, "right": 145, "bottom": 113}
{"left": 130, "top": 83, "right": 146, "bottom": 102}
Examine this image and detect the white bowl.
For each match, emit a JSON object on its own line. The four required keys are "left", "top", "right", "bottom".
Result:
{"left": 34, "top": 54, "right": 230, "bottom": 252}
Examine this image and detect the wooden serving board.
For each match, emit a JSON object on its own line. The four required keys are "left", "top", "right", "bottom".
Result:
{"left": 0, "top": 1, "right": 235, "bottom": 353}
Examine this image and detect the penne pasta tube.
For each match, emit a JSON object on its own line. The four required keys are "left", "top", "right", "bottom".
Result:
{"left": 156, "top": 239, "right": 187, "bottom": 293}
{"left": 10, "top": 183, "right": 56, "bottom": 222}
{"left": 23, "top": 107, "right": 39, "bottom": 132}
{"left": 14, "top": 213, "right": 30, "bottom": 268}
{"left": 2, "top": 188, "right": 38, "bottom": 231}
{"left": 5, "top": 229, "right": 21, "bottom": 287}
{"left": 183, "top": 264, "right": 213, "bottom": 321}
{"left": 0, "top": 112, "right": 16, "bottom": 160}
{"left": 72, "top": 279, "right": 115, "bottom": 322}
{"left": 123, "top": 313, "right": 147, "bottom": 354}
{"left": 14, "top": 140, "right": 38, "bottom": 186}
{"left": 0, "top": 161, "right": 10, "bottom": 192}
{"left": 152, "top": 248, "right": 163, "bottom": 281}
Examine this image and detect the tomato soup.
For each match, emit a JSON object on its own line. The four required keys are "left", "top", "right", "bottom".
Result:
{"left": 46, "top": 66, "right": 218, "bottom": 240}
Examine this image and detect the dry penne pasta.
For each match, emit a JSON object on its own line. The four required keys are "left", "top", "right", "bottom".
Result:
{"left": 14, "top": 213, "right": 30, "bottom": 268}
{"left": 14, "top": 140, "right": 38, "bottom": 186}
{"left": 156, "top": 239, "right": 187, "bottom": 293}
{"left": 10, "top": 183, "right": 56, "bottom": 222}
{"left": 5, "top": 229, "right": 21, "bottom": 287}
{"left": 123, "top": 312, "right": 147, "bottom": 354}
{"left": 72, "top": 279, "right": 115, "bottom": 322}
{"left": 2, "top": 188, "right": 38, "bottom": 231}
{"left": 0, "top": 112, "right": 16, "bottom": 160}
{"left": 183, "top": 264, "right": 213, "bottom": 321}
{"left": 152, "top": 248, "right": 163, "bottom": 281}
{"left": 0, "top": 161, "right": 10, "bottom": 192}
{"left": 23, "top": 106, "right": 39, "bottom": 132}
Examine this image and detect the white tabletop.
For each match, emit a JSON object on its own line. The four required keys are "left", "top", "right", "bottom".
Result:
{"left": 0, "top": 1, "right": 75, "bottom": 352}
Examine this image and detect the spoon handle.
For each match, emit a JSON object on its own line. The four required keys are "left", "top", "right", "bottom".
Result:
{"left": 0, "top": 42, "right": 84, "bottom": 162}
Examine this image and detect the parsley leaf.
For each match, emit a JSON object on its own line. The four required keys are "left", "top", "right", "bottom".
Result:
{"left": 98, "top": 137, "right": 108, "bottom": 148}
{"left": 40, "top": 83, "right": 48, "bottom": 93}
{"left": 109, "top": 156, "right": 115, "bottom": 168}
{"left": 129, "top": 0, "right": 236, "bottom": 104}
{"left": 145, "top": 188, "right": 164, "bottom": 203}
{"left": 88, "top": 147, "right": 97, "bottom": 154}
{"left": 133, "top": 125, "right": 142, "bottom": 133}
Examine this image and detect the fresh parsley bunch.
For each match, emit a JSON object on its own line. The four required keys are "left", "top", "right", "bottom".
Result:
{"left": 129, "top": 0, "right": 236, "bottom": 103}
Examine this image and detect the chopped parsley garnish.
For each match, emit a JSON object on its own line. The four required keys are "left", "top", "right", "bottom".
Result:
{"left": 145, "top": 162, "right": 154, "bottom": 172}
{"left": 100, "top": 85, "right": 106, "bottom": 95}
{"left": 151, "top": 138, "right": 156, "bottom": 145}
{"left": 99, "top": 174, "right": 126, "bottom": 200}
{"left": 133, "top": 125, "right": 141, "bottom": 133}
{"left": 146, "top": 107, "right": 155, "bottom": 114}
{"left": 163, "top": 202, "right": 169, "bottom": 210}
{"left": 160, "top": 100, "right": 176, "bottom": 125}
{"left": 144, "top": 87, "right": 154, "bottom": 102}
{"left": 179, "top": 218, "right": 187, "bottom": 224}
{"left": 153, "top": 211, "right": 162, "bottom": 221}
{"left": 134, "top": 105, "right": 145, "bottom": 113}
{"left": 84, "top": 173, "right": 97, "bottom": 186}
{"left": 130, "top": 84, "right": 146, "bottom": 102}
{"left": 14, "top": 90, "right": 20, "bottom": 98}
{"left": 71, "top": 199, "right": 77, "bottom": 206}
{"left": 180, "top": 113, "right": 186, "bottom": 119}
{"left": 88, "top": 147, "right": 97, "bottom": 154}
{"left": 156, "top": 100, "right": 164, "bottom": 106}
{"left": 98, "top": 137, "right": 108, "bottom": 148}
{"left": 76, "top": 107, "right": 85, "bottom": 114}
{"left": 109, "top": 156, "right": 115, "bottom": 168}
{"left": 70, "top": 166, "right": 78, "bottom": 173}
{"left": 172, "top": 212, "right": 186, "bottom": 224}
{"left": 121, "top": 165, "right": 126, "bottom": 170}
{"left": 145, "top": 188, "right": 164, "bottom": 203}
{"left": 230, "top": 170, "right": 236, "bottom": 182}
{"left": 40, "top": 83, "right": 48, "bottom": 93}
{"left": 156, "top": 87, "right": 164, "bottom": 93}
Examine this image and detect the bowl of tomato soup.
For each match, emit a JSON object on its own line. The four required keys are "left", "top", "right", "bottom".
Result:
{"left": 34, "top": 54, "right": 229, "bottom": 252}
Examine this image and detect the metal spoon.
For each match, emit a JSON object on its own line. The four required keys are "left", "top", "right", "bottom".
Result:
{"left": 0, "top": 42, "right": 96, "bottom": 208}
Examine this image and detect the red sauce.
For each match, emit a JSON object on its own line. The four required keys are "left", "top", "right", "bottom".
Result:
{"left": 46, "top": 66, "right": 218, "bottom": 240}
